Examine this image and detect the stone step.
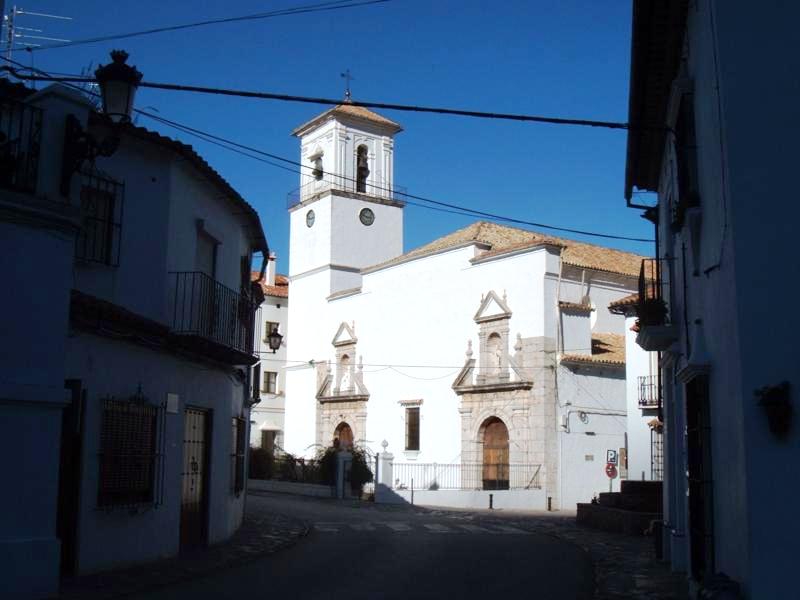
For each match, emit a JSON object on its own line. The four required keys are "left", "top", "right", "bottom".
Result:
{"left": 576, "top": 502, "right": 661, "bottom": 536}
{"left": 620, "top": 480, "right": 662, "bottom": 496}
{"left": 597, "top": 492, "right": 621, "bottom": 507}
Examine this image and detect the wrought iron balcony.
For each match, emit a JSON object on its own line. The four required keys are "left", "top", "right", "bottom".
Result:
{"left": 169, "top": 271, "right": 259, "bottom": 363}
{"left": 287, "top": 174, "right": 407, "bottom": 209}
{"left": 636, "top": 258, "right": 677, "bottom": 351}
{"left": 638, "top": 375, "right": 660, "bottom": 409}
{"left": 0, "top": 95, "right": 42, "bottom": 194}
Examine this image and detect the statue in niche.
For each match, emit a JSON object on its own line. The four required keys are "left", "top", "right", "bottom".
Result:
{"left": 340, "top": 354, "right": 352, "bottom": 392}
{"left": 488, "top": 333, "right": 503, "bottom": 375}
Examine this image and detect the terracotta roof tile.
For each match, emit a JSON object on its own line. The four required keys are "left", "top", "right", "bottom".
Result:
{"left": 366, "top": 221, "right": 649, "bottom": 278}
{"left": 608, "top": 292, "right": 640, "bottom": 314}
{"left": 561, "top": 333, "right": 626, "bottom": 367}
{"left": 559, "top": 301, "right": 594, "bottom": 312}
{"left": 292, "top": 102, "right": 402, "bottom": 136}
{"left": 251, "top": 272, "right": 289, "bottom": 298}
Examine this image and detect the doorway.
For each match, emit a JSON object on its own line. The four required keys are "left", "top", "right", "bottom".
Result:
{"left": 686, "top": 376, "right": 714, "bottom": 581}
{"left": 56, "top": 380, "right": 85, "bottom": 576}
{"left": 334, "top": 421, "right": 353, "bottom": 449}
{"left": 180, "top": 407, "right": 211, "bottom": 550}
{"left": 481, "top": 417, "right": 509, "bottom": 490}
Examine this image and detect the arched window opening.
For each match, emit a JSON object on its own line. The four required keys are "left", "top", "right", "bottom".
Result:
{"left": 480, "top": 417, "right": 509, "bottom": 490}
{"left": 334, "top": 421, "right": 354, "bottom": 449}
{"left": 312, "top": 156, "right": 323, "bottom": 181}
{"left": 356, "top": 145, "right": 369, "bottom": 193}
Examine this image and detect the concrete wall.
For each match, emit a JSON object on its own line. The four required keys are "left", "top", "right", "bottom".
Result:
{"left": 248, "top": 479, "right": 334, "bottom": 498}
{"left": 64, "top": 332, "right": 247, "bottom": 574}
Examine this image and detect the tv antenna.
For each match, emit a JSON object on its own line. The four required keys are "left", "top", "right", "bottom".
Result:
{"left": 2, "top": 4, "right": 72, "bottom": 62}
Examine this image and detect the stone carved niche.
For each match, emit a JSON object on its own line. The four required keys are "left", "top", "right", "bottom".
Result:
{"left": 316, "top": 322, "right": 369, "bottom": 402}
{"left": 452, "top": 291, "right": 533, "bottom": 394}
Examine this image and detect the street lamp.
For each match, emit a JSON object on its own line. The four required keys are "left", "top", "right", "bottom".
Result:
{"left": 267, "top": 327, "right": 283, "bottom": 353}
{"left": 60, "top": 50, "right": 143, "bottom": 196}
{"left": 94, "top": 50, "right": 143, "bottom": 124}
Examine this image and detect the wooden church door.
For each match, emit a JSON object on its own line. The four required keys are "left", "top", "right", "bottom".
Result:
{"left": 482, "top": 418, "right": 510, "bottom": 490}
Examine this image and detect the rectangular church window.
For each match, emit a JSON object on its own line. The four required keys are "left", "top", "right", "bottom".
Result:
{"left": 405, "top": 407, "right": 420, "bottom": 451}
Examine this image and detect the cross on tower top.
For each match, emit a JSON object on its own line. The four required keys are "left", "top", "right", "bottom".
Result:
{"left": 340, "top": 69, "right": 354, "bottom": 102}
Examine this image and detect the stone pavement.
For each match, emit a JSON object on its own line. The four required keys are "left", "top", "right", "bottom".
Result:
{"left": 53, "top": 504, "right": 309, "bottom": 600}
{"left": 427, "top": 507, "right": 687, "bottom": 599}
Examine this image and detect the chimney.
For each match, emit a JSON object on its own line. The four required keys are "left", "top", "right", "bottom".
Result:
{"left": 266, "top": 251, "right": 277, "bottom": 286}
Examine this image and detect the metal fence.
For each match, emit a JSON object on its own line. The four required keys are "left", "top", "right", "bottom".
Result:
{"left": 287, "top": 174, "right": 407, "bottom": 209}
{"left": 638, "top": 258, "right": 671, "bottom": 327}
{"left": 169, "top": 271, "right": 257, "bottom": 356}
{"left": 0, "top": 94, "right": 42, "bottom": 194}
{"left": 392, "top": 462, "right": 542, "bottom": 491}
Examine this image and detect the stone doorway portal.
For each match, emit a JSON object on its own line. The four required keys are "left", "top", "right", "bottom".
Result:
{"left": 481, "top": 417, "right": 509, "bottom": 490}
{"left": 334, "top": 421, "right": 354, "bottom": 449}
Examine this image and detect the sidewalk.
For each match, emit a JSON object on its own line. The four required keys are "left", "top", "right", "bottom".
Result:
{"left": 444, "top": 508, "right": 687, "bottom": 600}
{"left": 54, "top": 504, "right": 309, "bottom": 600}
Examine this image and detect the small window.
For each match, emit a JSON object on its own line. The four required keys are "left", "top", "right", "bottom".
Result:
{"left": 98, "top": 397, "right": 160, "bottom": 508}
{"left": 306, "top": 209, "right": 315, "bottom": 228}
{"left": 265, "top": 321, "right": 279, "bottom": 339}
{"left": 76, "top": 171, "right": 123, "bottom": 266}
{"left": 262, "top": 371, "right": 277, "bottom": 394}
{"left": 231, "top": 417, "right": 246, "bottom": 494}
{"left": 405, "top": 407, "right": 420, "bottom": 451}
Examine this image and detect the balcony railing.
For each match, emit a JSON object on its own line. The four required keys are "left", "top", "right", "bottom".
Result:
{"left": 0, "top": 95, "right": 42, "bottom": 194}
{"left": 287, "top": 173, "right": 407, "bottom": 209}
{"left": 638, "top": 375, "right": 660, "bottom": 409}
{"left": 638, "top": 258, "right": 671, "bottom": 327}
{"left": 169, "top": 271, "right": 258, "bottom": 359}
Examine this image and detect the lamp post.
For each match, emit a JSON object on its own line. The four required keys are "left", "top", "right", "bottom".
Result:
{"left": 266, "top": 327, "right": 283, "bottom": 353}
{"left": 59, "top": 50, "right": 143, "bottom": 196}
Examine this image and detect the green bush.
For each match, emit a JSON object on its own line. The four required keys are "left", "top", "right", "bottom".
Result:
{"left": 314, "top": 445, "right": 374, "bottom": 493}
{"left": 248, "top": 447, "right": 273, "bottom": 480}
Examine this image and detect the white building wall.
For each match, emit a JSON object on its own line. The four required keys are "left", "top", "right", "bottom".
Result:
{"left": 624, "top": 315, "right": 657, "bottom": 482}
{"left": 252, "top": 294, "right": 289, "bottom": 448}
{"left": 557, "top": 366, "right": 627, "bottom": 507}
{"left": 64, "top": 333, "right": 246, "bottom": 573}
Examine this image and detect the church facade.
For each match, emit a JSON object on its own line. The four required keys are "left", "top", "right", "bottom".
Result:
{"left": 283, "top": 103, "right": 647, "bottom": 509}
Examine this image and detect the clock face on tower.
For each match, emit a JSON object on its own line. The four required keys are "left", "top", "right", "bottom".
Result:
{"left": 359, "top": 207, "right": 375, "bottom": 226}
{"left": 306, "top": 210, "right": 315, "bottom": 227}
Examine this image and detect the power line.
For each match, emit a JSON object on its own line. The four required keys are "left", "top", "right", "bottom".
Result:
{"left": 10, "top": 0, "right": 391, "bottom": 53}
{"left": 16, "top": 69, "right": 631, "bottom": 131}
{"left": 1, "top": 58, "right": 654, "bottom": 243}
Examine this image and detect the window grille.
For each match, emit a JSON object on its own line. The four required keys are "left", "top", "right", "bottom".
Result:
{"left": 252, "top": 363, "right": 262, "bottom": 401}
{"left": 97, "top": 396, "right": 162, "bottom": 508}
{"left": 405, "top": 407, "right": 420, "bottom": 451}
{"left": 651, "top": 426, "right": 664, "bottom": 481}
{"left": 76, "top": 169, "right": 124, "bottom": 266}
{"left": 262, "top": 371, "right": 277, "bottom": 394}
{"left": 231, "top": 417, "right": 246, "bottom": 494}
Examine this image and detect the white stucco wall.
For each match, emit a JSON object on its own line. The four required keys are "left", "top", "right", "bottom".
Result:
{"left": 557, "top": 366, "right": 627, "bottom": 507}
{"left": 252, "top": 293, "right": 289, "bottom": 448}
{"left": 64, "top": 332, "right": 247, "bottom": 574}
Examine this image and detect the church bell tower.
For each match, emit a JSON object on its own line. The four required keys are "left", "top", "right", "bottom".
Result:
{"left": 287, "top": 99, "right": 405, "bottom": 294}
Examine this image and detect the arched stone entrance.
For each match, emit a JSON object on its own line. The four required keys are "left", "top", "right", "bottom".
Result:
{"left": 333, "top": 421, "right": 354, "bottom": 449}
{"left": 480, "top": 417, "right": 509, "bottom": 490}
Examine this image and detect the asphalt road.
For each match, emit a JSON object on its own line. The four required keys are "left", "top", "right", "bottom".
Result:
{"left": 130, "top": 492, "right": 594, "bottom": 600}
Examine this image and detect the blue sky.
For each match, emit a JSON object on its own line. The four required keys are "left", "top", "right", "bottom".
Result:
{"left": 9, "top": 0, "right": 650, "bottom": 272}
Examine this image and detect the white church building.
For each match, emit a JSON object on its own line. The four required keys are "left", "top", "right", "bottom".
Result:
{"left": 283, "top": 102, "right": 649, "bottom": 509}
